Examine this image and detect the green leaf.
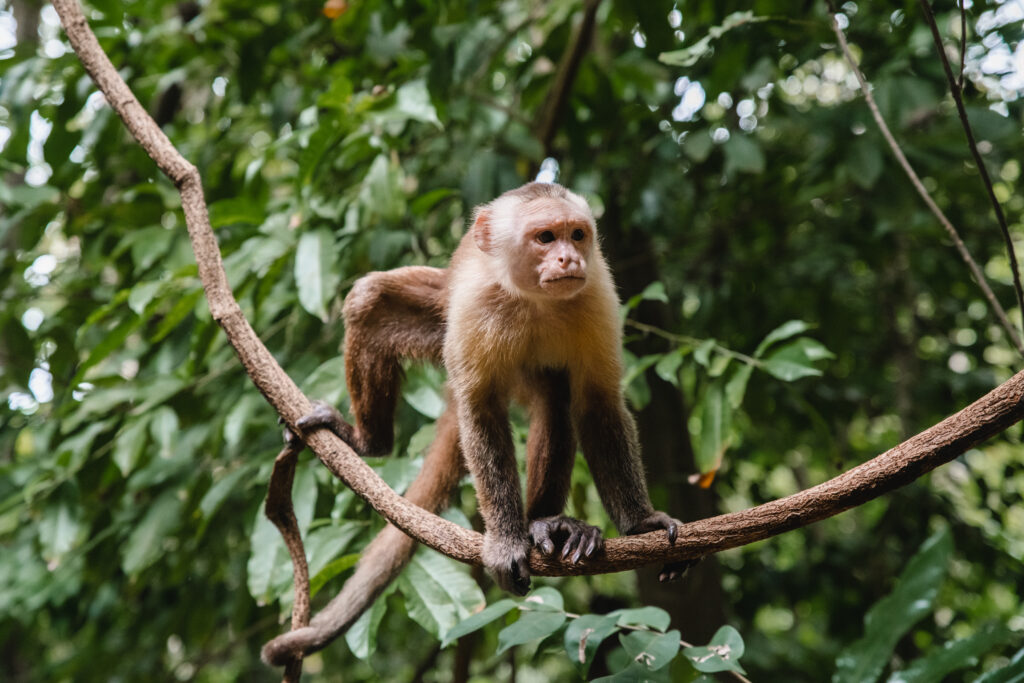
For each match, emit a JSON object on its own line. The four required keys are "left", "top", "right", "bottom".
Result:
{"left": 209, "top": 197, "right": 266, "bottom": 228}
{"left": 834, "top": 529, "right": 954, "bottom": 683}
{"left": 694, "top": 382, "right": 732, "bottom": 473}
{"left": 974, "top": 646, "right": 1024, "bottom": 683}
{"left": 654, "top": 350, "right": 684, "bottom": 387}
{"left": 620, "top": 629, "right": 681, "bottom": 671}
{"left": 524, "top": 585, "right": 565, "bottom": 611}
{"left": 754, "top": 320, "right": 813, "bottom": 357}
{"left": 394, "top": 79, "right": 442, "bottom": 129}
{"left": 611, "top": 606, "right": 672, "bottom": 633}
{"left": 38, "top": 501, "right": 81, "bottom": 566}
{"left": 198, "top": 464, "right": 253, "bottom": 519}
{"left": 112, "top": 416, "right": 150, "bottom": 477}
{"left": 723, "top": 135, "right": 765, "bottom": 175}
{"left": 122, "top": 490, "right": 183, "bottom": 575}
{"left": 693, "top": 339, "right": 716, "bottom": 368}
{"left": 682, "top": 129, "right": 714, "bottom": 162}
{"left": 848, "top": 139, "right": 884, "bottom": 190}
{"left": 402, "top": 363, "right": 447, "bottom": 419}
{"left": 761, "top": 337, "right": 834, "bottom": 382}
{"left": 346, "top": 585, "right": 394, "bottom": 659}
{"left": 495, "top": 610, "right": 566, "bottom": 654}
{"left": 639, "top": 281, "right": 668, "bottom": 303}
{"left": 442, "top": 599, "right": 519, "bottom": 647}
{"left": 295, "top": 229, "right": 339, "bottom": 322}
{"left": 725, "top": 364, "right": 754, "bottom": 409}
{"left": 885, "top": 623, "right": 1014, "bottom": 683}
{"left": 309, "top": 553, "right": 360, "bottom": 598}
{"left": 592, "top": 662, "right": 672, "bottom": 682}
{"left": 397, "top": 549, "right": 485, "bottom": 638}
{"left": 683, "top": 625, "right": 746, "bottom": 674}
{"left": 148, "top": 406, "right": 179, "bottom": 459}
{"left": 564, "top": 614, "right": 620, "bottom": 675}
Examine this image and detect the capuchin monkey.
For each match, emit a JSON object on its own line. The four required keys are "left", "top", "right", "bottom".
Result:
{"left": 263, "top": 182, "right": 682, "bottom": 665}
{"left": 304, "top": 180, "right": 679, "bottom": 587}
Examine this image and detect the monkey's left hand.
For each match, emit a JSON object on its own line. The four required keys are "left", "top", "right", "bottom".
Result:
{"left": 529, "top": 516, "right": 604, "bottom": 564}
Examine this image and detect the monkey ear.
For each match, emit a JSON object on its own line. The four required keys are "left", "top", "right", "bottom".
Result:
{"left": 472, "top": 208, "right": 493, "bottom": 253}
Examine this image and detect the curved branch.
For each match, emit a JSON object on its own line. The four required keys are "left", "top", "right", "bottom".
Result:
{"left": 55, "top": 0, "right": 1024, "bottom": 582}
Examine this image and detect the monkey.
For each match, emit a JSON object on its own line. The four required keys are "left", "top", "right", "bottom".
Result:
{"left": 295, "top": 182, "right": 680, "bottom": 594}
{"left": 263, "top": 183, "right": 687, "bottom": 666}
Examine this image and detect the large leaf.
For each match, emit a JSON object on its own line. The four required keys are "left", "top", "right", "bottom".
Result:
{"left": 121, "top": 490, "right": 183, "bottom": 576}
{"left": 683, "top": 625, "right": 746, "bottom": 674}
{"left": 396, "top": 549, "right": 485, "bottom": 639}
{"left": 442, "top": 599, "right": 519, "bottom": 647}
{"left": 834, "top": 529, "right": 954, "bottom": 683}
{"left": 694, "top": 382, "right": 732, "bottom": 473}
{"left": 495, "top": 610, "right": 566, "bottom": 654}
{"left": 619, "top": 629, "right": 681, "bottom": 671}
{"left": 295, "top": 228, "right": 339, "bottom": 322}
{"left": 564, "top": 614, "right": 620, "bottom": 675}
{"left": 886, "top": 624, "right": 1014, "bottom": 683}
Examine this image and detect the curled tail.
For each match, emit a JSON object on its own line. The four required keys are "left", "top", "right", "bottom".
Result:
{"left": 262, "top": 406, "right": 463, "bottom": 666}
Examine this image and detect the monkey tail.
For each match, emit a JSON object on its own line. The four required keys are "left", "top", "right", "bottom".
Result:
{"left": 261, "top": 407, "right": 463, "bottom": 667}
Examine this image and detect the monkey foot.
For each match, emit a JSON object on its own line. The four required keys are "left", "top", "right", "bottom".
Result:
{"left": 658, "top": 558, "right": 701, "bottom": 583}
{"left": 529, "top": 515, "right": 604, "bottom": 564}
{"left": 483, "top": 533, "right": 531, "bottom": 595}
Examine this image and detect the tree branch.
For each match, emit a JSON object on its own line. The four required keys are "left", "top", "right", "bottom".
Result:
{"left": 533, "top": 0, "right": 601, "bottom": 156}
{"left": 55, "top": 0, "right": 1024, "bottom": 586}
{"left": 824, "top": 0, "right": 1024, "bottom": 358}
{"left": 265, "top": 442, "right": 309, "bottom": 682}
{"left": 916, "top": 0, "right": 1024, "bottom": 339}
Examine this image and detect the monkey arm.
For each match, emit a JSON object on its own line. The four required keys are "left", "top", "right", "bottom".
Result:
{"left": 457, "top": 391, "right": 532, "bottom": 595}
{"left": 576, "top": 392, "right": 681, "bottom": 539}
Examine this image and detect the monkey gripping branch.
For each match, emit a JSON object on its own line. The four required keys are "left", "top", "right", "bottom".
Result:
{"left": 54, "top": 0, "right": 1024, "bottom": 672}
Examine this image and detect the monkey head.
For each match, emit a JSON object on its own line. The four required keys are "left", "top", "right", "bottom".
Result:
{"left": 471, "top": 183, "right": 596, "bottom": 300}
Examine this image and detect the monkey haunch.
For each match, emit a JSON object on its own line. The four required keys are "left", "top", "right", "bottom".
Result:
{"left": 298, "top": 182, "right": 680, "bottom": 595}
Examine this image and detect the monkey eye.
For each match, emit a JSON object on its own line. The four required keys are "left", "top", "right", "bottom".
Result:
{"left": 537, "top": 230, "right": 556, "bottom": 244}
{"left": 571, "top": 228, "right": 585, "bottom": 241}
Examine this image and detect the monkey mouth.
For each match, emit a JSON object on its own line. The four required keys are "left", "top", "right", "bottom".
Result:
{"left": 543, "top": 275, "right": 585, "bottom": 284}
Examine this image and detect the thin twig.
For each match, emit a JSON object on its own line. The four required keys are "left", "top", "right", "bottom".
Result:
{"left": 958, "top": 0, "right": 967, "bottom": 90}
{"left": 917, "top": 0, "right": 1024, "bottom": 343}
{"left": 624, "top": 318, "right": 762, "bottom": 367}
{"left": 824, "top": 0, "right": 1024, "bottom": 357}
{"left": 534, "top": 0, "right": 602, "bottom": 156}
{"left": 265, "top": 441, "right": 310, "bottom": 683}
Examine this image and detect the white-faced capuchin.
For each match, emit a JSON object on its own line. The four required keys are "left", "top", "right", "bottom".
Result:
{"left": 295, "top": 181, "right": 681, "bottom": 594}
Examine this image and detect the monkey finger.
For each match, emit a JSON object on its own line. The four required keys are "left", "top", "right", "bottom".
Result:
{"left": 561, "top": 529, "right": 582, "bottom": 562}
{"left": 583, "top": 528, "right": 603, "bottom": 558}
{"left": 529, "top": 524, "right": 556, "bottom": 555}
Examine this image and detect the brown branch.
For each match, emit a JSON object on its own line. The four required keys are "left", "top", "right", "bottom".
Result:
{"left": 265, "top": 442, "right": 309, "bottom": 683}
{"left": 958, "top": 0, "right": 967, "bottom": 91}
{"left": 533, "top": 0, "right": 601, "bottom": 156}
{"left": 56, "top": 0, "right": 1024, "bottom": 591}
{"left": 917, "top": 0, "right": 1024, "bottom": 340}
{"left": 824, "top": 0, "right": 1024, "bottom": 358}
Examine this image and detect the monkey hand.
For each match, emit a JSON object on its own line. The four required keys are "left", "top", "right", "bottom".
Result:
{"left": 482, "top": 532, "right": 531, "bottom": 596}
{"left": 626, "top": 511, "right": 695, "bottom": 583}
{"left": 529, "top": 516, "right": 603, "bottom": 564}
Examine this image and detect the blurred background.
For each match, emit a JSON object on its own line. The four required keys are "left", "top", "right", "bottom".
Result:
{"left": 1, "top": 0, "right": 1023, "bottom": 680}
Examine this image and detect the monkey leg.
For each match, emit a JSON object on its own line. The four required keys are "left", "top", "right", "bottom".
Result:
{"left": 262, "top": 405, "right": 464, "bottom": 667}
{"left": 523, "top": 369, "right": 603, "bottom": 564}
{"left": 299, "top": 266, "right": 448, "bottom": 457}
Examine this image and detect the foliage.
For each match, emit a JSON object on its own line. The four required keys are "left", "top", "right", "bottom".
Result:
{"left": 1, "top": 0, "right": 1023, "bottom": 680}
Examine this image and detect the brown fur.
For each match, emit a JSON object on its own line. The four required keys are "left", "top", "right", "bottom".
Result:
{"left": 267, "top": 183, "right": 679, "bottom": 661}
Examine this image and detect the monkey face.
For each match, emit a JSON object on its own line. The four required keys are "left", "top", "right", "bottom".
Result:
{"left": 508, "top": 198, "right": 593, "bottom": 299}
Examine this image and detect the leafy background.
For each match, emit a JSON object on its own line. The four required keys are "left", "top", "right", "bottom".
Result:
{"left": 1, "top": 0, "right": 1023, "bottom": 680}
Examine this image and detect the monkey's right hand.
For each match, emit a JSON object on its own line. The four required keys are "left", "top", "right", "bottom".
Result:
{"left": 482, "top": 532, "right": 531, "bottom": 596}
